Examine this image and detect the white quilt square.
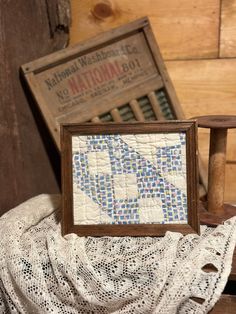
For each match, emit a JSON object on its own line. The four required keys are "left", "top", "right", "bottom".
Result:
{"left": 113, "top": 173, "right": 138, "bottom": 199}
{"left": 72, "top": 136, "right": 87, "bottom": 153}
{"left": 87, "top": 151, "right": 111, "bottom": 175}
{"left": 139, "top": 197, "right": 164, "bottom": 223}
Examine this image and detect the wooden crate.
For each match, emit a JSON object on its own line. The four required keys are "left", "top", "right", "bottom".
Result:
{"left": 21, "top": 17, "right": 185, "bottom": 150}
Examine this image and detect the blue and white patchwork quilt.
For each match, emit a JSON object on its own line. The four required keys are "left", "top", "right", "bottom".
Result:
{"left": 72, "top": 133, "right": 187, "bottom": 225}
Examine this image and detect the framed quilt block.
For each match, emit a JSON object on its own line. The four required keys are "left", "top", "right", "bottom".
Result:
{"left": 61, "top": 121, "right": 199, "bottom": 236}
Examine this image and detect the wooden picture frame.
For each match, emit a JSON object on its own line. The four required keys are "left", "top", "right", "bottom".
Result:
{"left": 61, "top": 121, "right": 199, "bottom": 236}
{"left": 21, "top": 17, "right": 185, "bottom": 150}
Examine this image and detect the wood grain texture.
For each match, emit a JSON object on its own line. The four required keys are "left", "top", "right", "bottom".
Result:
{"left": 197, "top": 131, "right": 236, "bottom": 203}
{"left": 220, "top": 0, "right": 236, "bottom": 57}
{"left": 225, "top": 164, "right": 236, "bottom": 202}
{"left": 166, "top": 59, "right": 236, "bottom": 202}
{"left": 0, "top": 1, "right": 70, "bottom": 216}
{"left": 166, "top": 59, "right": 236, "bottom": 118}
{"left": 210, "top": 295, "right": 236, "bottom": 314}
{"left": 22, "top": 19, "right": 184, "bottom": 150}
{"left": 70, "top": 0, "right": 220, "bottom": 60}
{"left": 196, "top": 116, "right": 236, "bottom": 212}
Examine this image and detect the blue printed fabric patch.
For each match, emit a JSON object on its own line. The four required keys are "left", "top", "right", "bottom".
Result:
{"left": 72, "top": 133, "right": 187, "bottom": 225}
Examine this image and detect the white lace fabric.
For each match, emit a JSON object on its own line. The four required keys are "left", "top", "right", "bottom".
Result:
{"left": 0, "top": 194, "right": 235, "bottom": 314}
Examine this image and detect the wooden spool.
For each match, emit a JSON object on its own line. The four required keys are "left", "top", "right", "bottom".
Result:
{"left": 195, "top": 115, "right": 236, "bottom": 226}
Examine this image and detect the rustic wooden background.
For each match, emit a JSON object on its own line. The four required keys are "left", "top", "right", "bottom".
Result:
{"left": 70, "top": 0, "right": 236, "bottom": 203}
{"left": 1, "top": 0, "right": 236, "bottom": 217}
{"left": 0, "top": 0, "right": 70, "bottom": 216}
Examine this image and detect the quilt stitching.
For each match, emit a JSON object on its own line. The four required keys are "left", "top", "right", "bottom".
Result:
{"left": 72, "top": 133, "right": 187, "bottom": 225}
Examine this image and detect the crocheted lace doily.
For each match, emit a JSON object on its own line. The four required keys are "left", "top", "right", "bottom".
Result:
{"left": 0, "top": 194, "right": 235, "bottom": 314}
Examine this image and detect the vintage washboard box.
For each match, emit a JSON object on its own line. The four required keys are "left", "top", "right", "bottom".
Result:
{"left": 21, "top": 17, "right": 185, "bottom": 150}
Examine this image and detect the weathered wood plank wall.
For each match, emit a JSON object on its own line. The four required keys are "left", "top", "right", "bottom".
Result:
{"left": 69, "top": 0, "right": 236, "bottom": 202}
{"left": 70, "top": 0, "right": 220, "bottom": 60}
{"left": 0, "top": 0, "right": 70, "bottom": 216}
{"left": 220, "top": 0, "right": 236, "bottom": 57}
{"left": 167, "top": 59, "right": 236, "bottom": 202}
